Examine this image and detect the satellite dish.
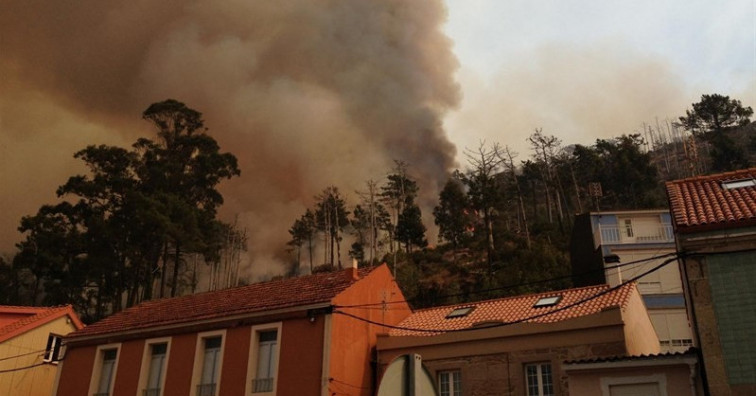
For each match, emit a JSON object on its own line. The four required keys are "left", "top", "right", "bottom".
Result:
{"left": 377, "top": 354, "right": 437, "bottom": 396}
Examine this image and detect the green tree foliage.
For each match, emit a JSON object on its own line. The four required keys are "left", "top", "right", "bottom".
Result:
{"left": 571, "top": 134, "right": 663, "bottom": 209}
{"left": 433, "top": 178, "right": 474, "bottom": 250}
{"left": 677, "top": 94, "right": 753, "bottom": 171}
{"left": 315, "top": 186, "right": 350, "bottom": 269}
{"left": 288, "top": 210, "right": 316, "bottom": 274}
{"left": 380, "top": 166, "right": 427, "bottom": 254}
{"left": 10, "top": 100, "right": 240, "bottom": 322}
{"left": 678, "top": 94, "right": 753, "bottom": 132}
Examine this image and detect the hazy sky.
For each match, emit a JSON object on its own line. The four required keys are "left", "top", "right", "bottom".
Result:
{"left": 443, "top": 0, "right": 755, "bottom": 159}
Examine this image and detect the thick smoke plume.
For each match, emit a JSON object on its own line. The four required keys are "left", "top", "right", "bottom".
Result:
{"left": 0, "top": 1, "right": 460, "bottom": 277}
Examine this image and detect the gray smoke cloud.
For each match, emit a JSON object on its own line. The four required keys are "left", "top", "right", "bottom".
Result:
{"left": 0, "top": 1, "right": 460, "bottom": 277}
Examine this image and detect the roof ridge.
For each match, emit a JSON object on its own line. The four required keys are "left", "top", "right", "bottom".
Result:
{"left": 69, "top": 265, "right": 384, "bottom": 340}
{"left": 666, "top": 167, "right": 756, "bottom": 184}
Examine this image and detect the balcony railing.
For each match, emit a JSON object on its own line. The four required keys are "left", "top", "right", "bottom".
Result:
{"left": 143, "top": 388, "right": 161, "bottom": 396}
{"left": 196, "top": 383, "right": 217, "bottom": 396}
{"left": 252, "top": 377, "right": 274, "bottom": 393}
{"left": 598, "top": 224, "right": 674, "bottom": 244}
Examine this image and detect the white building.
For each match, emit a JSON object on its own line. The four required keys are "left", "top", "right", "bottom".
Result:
{"left": 570, "top": 210, "right": 693, "bottom": 352}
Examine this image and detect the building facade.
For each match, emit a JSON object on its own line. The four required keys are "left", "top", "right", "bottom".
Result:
{"left": 0, "top": 305, "right": 84, "bottom": 396}
{"left": 377, "top": 283, "right": 661, "bottom": 396}
{"left": 54, "top": 264, "right": 410, "bottom": 396}
{"left": 564, "top": 350, "right": 702, "bottom": 396}
{"left": 571, "top": 210, "right": 693, "bottom": 352}
{"left": 666, "top": 168, "right": 756, "bottom": 396}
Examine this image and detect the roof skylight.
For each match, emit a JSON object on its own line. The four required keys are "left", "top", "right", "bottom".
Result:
{"left": 533, "top": 295, "right": 562, "bottom": 308}
{"left": 445, "top": 306, "right": 475, "bottom": 319}
{"left": 722, "top": 178, "right": 756, "bottom": 190}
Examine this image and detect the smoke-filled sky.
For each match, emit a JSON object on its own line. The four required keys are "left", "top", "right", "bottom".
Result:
{"left": 443, "top": 0, "right": 756, "bottom": 156}
{"left": 1, "top": 1, "right": 754, "bottom": 278}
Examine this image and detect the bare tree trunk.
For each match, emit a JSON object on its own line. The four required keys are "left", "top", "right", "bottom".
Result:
{"left": 171, "top": 241, "right": 181, "bottom": 297}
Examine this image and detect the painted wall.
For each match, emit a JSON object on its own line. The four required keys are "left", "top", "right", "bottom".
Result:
{"left": 678, "top": 229, "right": 756, "bottom": 396}
{"left": 56, "top": 315, "right": 325, "bottom": 396}
{"left": 566, "top": 364, "right": 698, "bottom": 396}
{"left": 329, "top": 265, "right": 412, "bottom": 396}
{"left": 0, "top": 316, "right": 78, "bottom": 396}
{"left": 621, "top": 287, "right": 661, "bottom": 356}
{"left": 377, "top": 310, "right": 635, "bottom": 396}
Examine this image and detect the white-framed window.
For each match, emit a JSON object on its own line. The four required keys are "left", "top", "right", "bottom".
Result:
{"left": 525, "top": 362, "right": 554, "bottom": 396}
{"left": 438, "top": 370, "right": 461, "bottom": 396}
{"left": 191, "top": 330, "right": 226, "bottom": 396}
{"left": 88, "top": 343, "right": 121, "bottom": 396}
{"left": 247, "top": 323, "right": 282, "bottom": 395}
{"left": 43, "top": 333, "right": 63, "bottom": 363}
{"left": 137, "top": 337, "right": 171, "bottom": 396}
{"left": 623, "top": 219, "right": 634, "bottom": 238}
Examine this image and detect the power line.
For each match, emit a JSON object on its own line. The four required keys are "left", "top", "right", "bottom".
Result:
{"left": 0, "top": 362, "right": 47, "bottom": 374}
{"left": 0, "top": 349, "right": 45, "bottom": 362}
{"left": 335, "top": 251, "right": 680, "bottom": 309}
{"left": 334, "top": 254, "right": 682, "bottom": 334}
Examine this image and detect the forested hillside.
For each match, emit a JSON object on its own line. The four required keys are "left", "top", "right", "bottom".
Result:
{"left": 0, "top": 94, "right": 752, "bottom": 320}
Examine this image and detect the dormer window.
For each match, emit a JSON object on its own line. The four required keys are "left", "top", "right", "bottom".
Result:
{"left": 445, "top": 306, "right": 475, "bottom": 319}
{"left": 722, "top": 178, "right": 756, "bottom": 190}
{"left": 533, "top": 296, "right": 562, "bottom": 308}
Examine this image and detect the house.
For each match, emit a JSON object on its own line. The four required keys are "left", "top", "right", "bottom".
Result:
{"left": 563, "top": 349, "right": 702, "bottom": 396}
{"left": 54, "top": 263, "right": 410, "bottom": 396}
{"left": 570, "top": 210, "right": 694, "bottom": 352}
{"left": 376, "top": 282, "right": 661, "bottom": 396}
{"left": 666, "top": 168, "right": 756, "bottom": 396}
{"left": 0, "top": 305, "right": 84, "bottom": 396}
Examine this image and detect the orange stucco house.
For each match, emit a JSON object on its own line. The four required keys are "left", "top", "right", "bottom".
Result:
{"left": 54, "top": 263, "right": 410, "bottom": 396}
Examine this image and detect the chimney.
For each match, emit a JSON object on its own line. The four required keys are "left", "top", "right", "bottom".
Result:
{"left": 347, "top": 258, "right": 360, "bottom": 281}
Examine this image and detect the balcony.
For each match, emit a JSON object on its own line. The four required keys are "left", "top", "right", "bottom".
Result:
{"left": 597, "top": 224, "right": 674, "bottom": 244}
{"left": 252, "top": 377, "right": 274, "bottom": 393}
{"left": 143, "top": 388, "right": 161, "bottom": 396}
{"left": 196, "top": 383, "right": 216, "bottom": 396}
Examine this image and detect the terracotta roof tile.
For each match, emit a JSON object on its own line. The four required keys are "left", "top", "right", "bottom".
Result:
{"left": 0, "top": 305, "right": 84, "bottom": 343}
{"left": 69, "top": 267, "right": 374, "bottom": 339}
{"left": 666, "top": 168, "right": 756, "bottom": 233}
{"left": 389, "top": 283, "right": 636, "bottom": 336}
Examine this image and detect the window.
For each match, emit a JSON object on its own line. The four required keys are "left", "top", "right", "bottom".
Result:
{"left": 624, "top": 219, "right": 634, "bottom": 238}
{"left": 43, "top": 333, "right": 63, "bottom": 363}
{"left": 533, "top": 296, "right": 561, "bottom": 308}
{"left": 247, "top": 323, "right": 282, "bottom": 395}
{"left": 438, "top": 370, "right": 461, "bottom": 396}
{"left": 252, "top": 331, "right": 277, "bottom": 392}
{"left": 525, "top": 363, "right": 554, "bottom": 396}
{"left": 445, "top": 306, "right": 475, "bottom": 319}
{"left": 139, "top": 339, "right": 170, "bottom": 396}
{"left": 191, "top": 331, "right": 225, "bottom": 396}
{"left": 90, "top": 346, "right": 119, "bottom": 396}
{"left": 722, "top": 178, "right": 756, "bottom": 190}
{"left": 199, "top": 337, "right": 222, "bottom": 396}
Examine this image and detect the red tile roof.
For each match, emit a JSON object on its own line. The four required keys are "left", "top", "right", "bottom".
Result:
{"left": 666, "top": 168, "right": 756, "bottom": 233}
{"left": 0, "top": 305, "right": 84, "bottom": 343}
{"left": 69, "top": 266, "right": 375, "bottom": 340}
{"left": 389, "top": 283, "right": 637, "bottom": 336}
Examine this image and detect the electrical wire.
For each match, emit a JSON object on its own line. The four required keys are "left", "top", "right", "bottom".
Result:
{"left": 0, "top": 349, "right": 45, "bottom": 362}
{"left": 334, "top": 254, "right": 683, "bottom": 334}
{"left": 335, "top": 251, "right": 680, "bottom": 309}
{"left": 0, "top": 362, "right": 47, "bottom": 374}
